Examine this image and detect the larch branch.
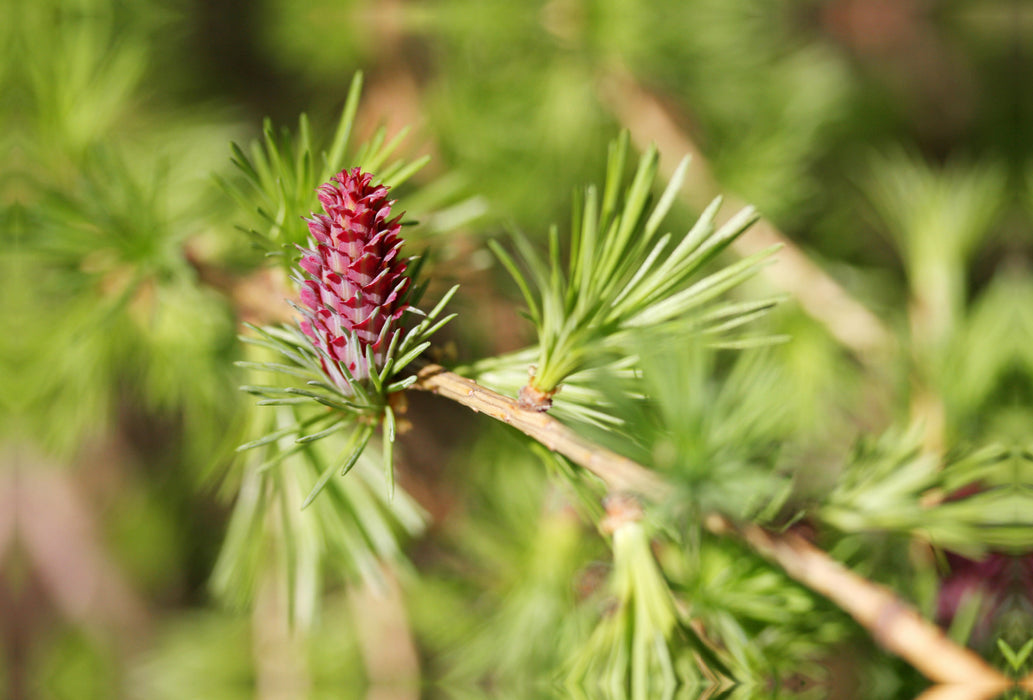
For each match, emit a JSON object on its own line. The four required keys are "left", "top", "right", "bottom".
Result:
{"left": 705, "top": 514, "right": 1010, "bottom": 690}
{"left": 410, "top": 364, "right": 1010, "bottom": 689}
{"left": 412, "top": 364, "right": 668, "bottom": 500}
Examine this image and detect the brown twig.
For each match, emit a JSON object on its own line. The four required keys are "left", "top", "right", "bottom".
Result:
{"left": 412, "top": 365, "right": 668, "bottom": 500}
{"left": 9, "top": 453, "right": 150, "bottom": 647}
{"left": 704, "top": 514, "right": 1010, "bottom": 690}
{"left": 409, "top": 365, "right": 1011, "bottom": 689}
{"left": 598, "top": 68, "right": 896, "bottom": 365}
{"left": 911, "top": 681, "right": 1009, "bottom": 700}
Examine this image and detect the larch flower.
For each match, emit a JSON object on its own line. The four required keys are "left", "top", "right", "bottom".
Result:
{"left": 295, "top": 167, "right": 410, "bottom": 394}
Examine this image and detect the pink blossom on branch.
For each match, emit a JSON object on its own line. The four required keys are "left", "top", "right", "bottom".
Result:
{"left": 295, "top": 168, "right": 410, "bottom": 393}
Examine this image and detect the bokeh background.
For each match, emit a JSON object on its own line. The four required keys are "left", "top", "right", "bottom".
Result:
{"left": 4, "top": 0, "right": 1031, "bottom": 698}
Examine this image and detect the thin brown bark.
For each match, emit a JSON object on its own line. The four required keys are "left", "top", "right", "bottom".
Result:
{"left": 410, "top": 365, "right": 1010, "bottom": 689}
{"left": 412, "top": 364, "right": 668, "bottom": 500}
{"left": 704, "top": 515, "right": 1009, "bottom": 690}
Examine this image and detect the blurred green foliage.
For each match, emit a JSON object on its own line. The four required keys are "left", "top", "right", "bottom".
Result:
{"left": 5, "top": 0, "right": 1033, "bottom": 698}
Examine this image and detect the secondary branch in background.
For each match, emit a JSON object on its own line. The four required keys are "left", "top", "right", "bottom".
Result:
{"left": 598, "top": 68, "right": 895, "bottom": 366}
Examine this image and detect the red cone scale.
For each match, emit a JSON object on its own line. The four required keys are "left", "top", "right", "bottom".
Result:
{"left": 296, "top": 168, "right": 409, "bottom": 393}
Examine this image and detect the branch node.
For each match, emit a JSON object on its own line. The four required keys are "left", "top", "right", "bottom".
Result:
{"left": 600, "top": 493, "right": 644, "bottom": 535}
{"left": 518, "top": 382, "right": 555, "bottom": 412}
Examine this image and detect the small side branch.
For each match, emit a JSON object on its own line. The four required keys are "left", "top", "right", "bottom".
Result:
{"left": 412, "top": 364, "right": 668, "bottom": 500}
{"left": 410, "top": 365, "right": 1010, "bottom": 688}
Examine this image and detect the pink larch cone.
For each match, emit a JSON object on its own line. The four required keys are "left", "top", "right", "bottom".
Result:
{"left": 295, "top": 168, "right": 410, "bottom": 394}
